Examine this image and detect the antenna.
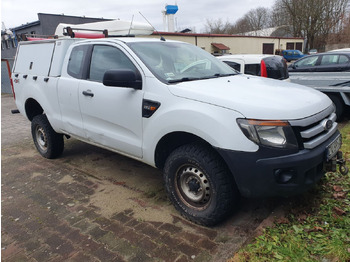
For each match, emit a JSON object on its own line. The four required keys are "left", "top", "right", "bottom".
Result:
{"left": 128, "top": 14, "right": 134, "bottom": 36}
{"left": 139, "top": 11, "right": 165, "bottom": 41}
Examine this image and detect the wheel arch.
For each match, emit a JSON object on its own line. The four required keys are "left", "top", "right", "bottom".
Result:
{"left": 154, "top": 131, "right": 233, "bottom": 174}
{"left": 325, "top": 92, "right": 344, "bottom": 119}
{"left": 154, "top": 131, "right": 203, "bottom": 169}
{"left": 25, "top": 98, "right": 44, "bottom": 121}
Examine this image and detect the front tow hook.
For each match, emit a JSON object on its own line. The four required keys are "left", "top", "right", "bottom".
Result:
{"left": 324, "top": 151, "right": 349, "bottom": 175}
{"left": 336, "top": 151, "right": 349, "bottom": 175}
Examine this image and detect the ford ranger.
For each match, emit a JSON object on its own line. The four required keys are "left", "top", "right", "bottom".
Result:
{"left": 11, "top": 36, "right": 347, "bottom": 226}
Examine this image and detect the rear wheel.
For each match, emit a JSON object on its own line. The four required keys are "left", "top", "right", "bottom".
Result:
{"left": 31, "top": 114, "right": 64, "bottom": 159}
{"left": 164, "top": 143, "right": 239, "bottom": 226}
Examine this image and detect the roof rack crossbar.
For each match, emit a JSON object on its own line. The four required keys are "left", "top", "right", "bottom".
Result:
{"left": 64, "top": 27, "right": 108, "bottom": 39}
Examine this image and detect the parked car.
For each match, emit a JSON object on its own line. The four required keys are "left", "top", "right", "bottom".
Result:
{"left": 217, "top": 54, "right": 289, "bottom": 80}
{"left": 288, "top": 52, "right": 350, "bottom": 119}
{"left": 328, "top": 48, "right": 350, "bottom": 52}
{"left": 288, "top": 52, "right": 350, "bottom": 72}
{"left": 282, "top": 49, "right": 306, "bottom": 62}
{"left": 308, "top": 49, "right": 318, "bottom": 55}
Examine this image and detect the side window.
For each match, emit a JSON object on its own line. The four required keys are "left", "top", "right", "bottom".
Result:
{"left": 224, "top": 61, "right": 241, "bottom": 72}
{"left": 295, "top": 56, "right": 318, "bottom": 68}
{"left": 89, "top": 45, "right": 138, "bottom": 82}
{"left": 320, "top": 55, "right": 339, "bottom": 65}
{"left": 67, "top": 45, "right": 89, "bottom": 79}
{"left": 339, "top": 55, "right": 349, "bottom": 64}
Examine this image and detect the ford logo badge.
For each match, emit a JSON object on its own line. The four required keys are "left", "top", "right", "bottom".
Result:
{"left": 323, "top": 119, "right": 333, "bottom": 131}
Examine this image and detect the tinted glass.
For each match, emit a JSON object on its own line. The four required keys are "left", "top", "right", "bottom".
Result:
{"left": 320, "top": 54, "right": 339, "bottom": 66}
{"left": 67, "top": 45, "right": 89, "bottom": 79}
{"left": 89, "top": 45, "right": 138, "bottom": 82}
{"left": 244, "top": 64, "right": 260, "bottom": 75}
{"left": 339, "top": 55, "right": 349, "bottom": 64}
{"left": 263, "top": 56, "right": 289, "bottom": 80}
{"left": 224, "top": 61, "right": 241, "bottom": 72}
{"left": 295, "top": 56, "right": 318, "bottom": 68}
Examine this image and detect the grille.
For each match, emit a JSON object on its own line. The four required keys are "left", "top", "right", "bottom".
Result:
{"left": 289, "top": 105, "right": 337, "bottom": 149}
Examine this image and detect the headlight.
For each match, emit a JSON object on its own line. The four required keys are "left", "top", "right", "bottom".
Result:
{"left": 237, "top": 119, "right": 298, "bottom": 149}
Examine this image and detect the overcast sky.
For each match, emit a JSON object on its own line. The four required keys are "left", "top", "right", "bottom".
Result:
{"left": 2, "top": 0, "right": 276, "bottom": 32}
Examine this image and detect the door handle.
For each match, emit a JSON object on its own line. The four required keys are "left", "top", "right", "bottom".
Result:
{"left": 82, "top": 90, "right": 94, "bottom": 97}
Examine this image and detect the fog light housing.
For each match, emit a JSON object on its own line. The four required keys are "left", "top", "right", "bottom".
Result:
{"left": 274, "top": 168, "right": 296, "bottom": 184}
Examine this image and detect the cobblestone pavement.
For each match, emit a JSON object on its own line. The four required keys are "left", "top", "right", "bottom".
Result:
{"left": 1, "top": 94, "right": 282, "bottom": 262}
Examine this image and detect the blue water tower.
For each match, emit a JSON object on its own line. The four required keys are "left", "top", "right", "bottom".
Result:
{"left": 165, "top": 5, "right": 178, "bottom": 15}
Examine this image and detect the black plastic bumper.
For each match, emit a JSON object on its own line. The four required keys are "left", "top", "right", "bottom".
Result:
{"left": 217, "top": 131, "right": 341, "bottom": 198}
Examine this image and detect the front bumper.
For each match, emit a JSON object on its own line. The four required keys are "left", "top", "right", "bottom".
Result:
{"left": 217, "top": 130, "right": 341, "bottom": 198}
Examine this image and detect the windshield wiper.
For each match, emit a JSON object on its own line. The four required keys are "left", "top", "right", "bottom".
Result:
{"left": 168, "top": 73, "right": 237, "bottom": 83}
{"left": 213, "top": 73, "right": 237, "bottom": 77}
{"left": 168, "top": 77, "right": 200, "bottom": 83}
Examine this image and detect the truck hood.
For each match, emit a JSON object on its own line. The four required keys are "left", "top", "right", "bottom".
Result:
{"left": 168, "top": 75, "right": 332, "bottom": 120}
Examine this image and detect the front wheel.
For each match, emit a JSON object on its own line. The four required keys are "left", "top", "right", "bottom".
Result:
{"left": 31, "top": 114, "right": 64, "bottom": 159}
{"left": 164, "top": 143, "right": 239, "bottom": 226}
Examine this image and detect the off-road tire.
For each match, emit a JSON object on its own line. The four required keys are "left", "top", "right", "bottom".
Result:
{"left": 164, "top": 142, "right": 239, "bottom": 226}
{"left": 31, "top": 114, "right": 64, "bottom": 159}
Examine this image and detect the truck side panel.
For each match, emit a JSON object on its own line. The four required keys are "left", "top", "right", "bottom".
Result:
{"left": 13, "top": 42, "right": 55, "bottom": 76}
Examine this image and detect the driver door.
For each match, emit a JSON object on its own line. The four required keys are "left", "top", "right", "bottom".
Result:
{"left": 78, "top": 44, "right": 144, "bottom": 158}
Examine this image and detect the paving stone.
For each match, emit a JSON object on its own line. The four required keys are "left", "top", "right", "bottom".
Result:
{"left": 176, "top": 242, "right": 201, "bottom": 257}
{"left": 196, "top": 238, "right": 218, "bottom": 254}
{"left": 135, "top": 223, "right": 163, "bottom": 239}
{"left": 111, "top": 212, "right": 133, "bottom": 224}
{"left": 66, "top": 228, "right": 88, "bottom": 244}
{"left": 88, "top": 226, "right": 109, "bottom": 240}
{"left": 73, "top": 218, "right": 96, "bottom": 232}
{"left": 1, "top": 242, "right": 22, "bottom": 259}
{"left": 106, "top": 221, "right": 127, "bottom": 237}
{"left": 69, "top": 251, "right": 100, "bottom": 262}
{"left": 135, "top": 236, "right": 158, "bottom": 252}
{"left": 22, "top": 239, "right": 41, "bottom": 253}
{"left": 152, "top": 246, "right": 181, "bottom": 262}
{"left": 93, "top": 246, "right": 118, "bottom": 261}
{"left": 159, "top": 223, "right": 182, "bottom": 234}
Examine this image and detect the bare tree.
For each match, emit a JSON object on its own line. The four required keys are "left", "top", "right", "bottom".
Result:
{"left": 245, "top": 7, "right": 271, "bottom": 31}
{"left": 277, "top": 0, "right": 349, "bottom": 50}
{"left": 230, "top": 7, "right": 271, "bottom": 34}
{"left": 204, "top": 18, "right": 232, "bottom": 34}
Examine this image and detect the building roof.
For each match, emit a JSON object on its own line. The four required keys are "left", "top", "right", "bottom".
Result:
{"left": 153, "top": 31, "right": 303, "bottom": 40}
{"left": 10, "top": 20, "right": 41, "bottom": 31}
{"left": 211, "top": 43, "right": 230, "bottom": 50}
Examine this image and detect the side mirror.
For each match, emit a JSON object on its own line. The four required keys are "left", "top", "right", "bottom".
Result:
{"left": 103, "top": 69, "right": 142, "bottom": 90}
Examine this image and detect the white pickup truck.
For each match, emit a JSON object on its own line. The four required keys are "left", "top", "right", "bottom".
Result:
{"left": 12, "top": 36, "right": 347, "bottom": 226}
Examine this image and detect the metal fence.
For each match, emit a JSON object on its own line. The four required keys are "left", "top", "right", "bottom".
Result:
{"left": 1, "top": 58, "right": 14, "bottom": 94}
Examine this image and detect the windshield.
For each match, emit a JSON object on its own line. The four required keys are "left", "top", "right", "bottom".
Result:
{"left": 127, "top": 41, "right": 237, "bottom": 83}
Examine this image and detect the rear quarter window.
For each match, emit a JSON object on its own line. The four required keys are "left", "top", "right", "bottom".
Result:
{"left": 67, "top": 45, "right": 89, "bottom": 79}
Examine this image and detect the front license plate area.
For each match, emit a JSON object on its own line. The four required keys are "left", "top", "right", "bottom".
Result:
{"left": 326, "top": 134, "right": 342, "bottom": 161}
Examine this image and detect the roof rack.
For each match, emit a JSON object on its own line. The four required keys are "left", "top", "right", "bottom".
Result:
{"left": 22, "top": 33, "right": 58, "bottom": 41}
{"left": 63, "top": 26, "right": 108, "bottom": 39}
